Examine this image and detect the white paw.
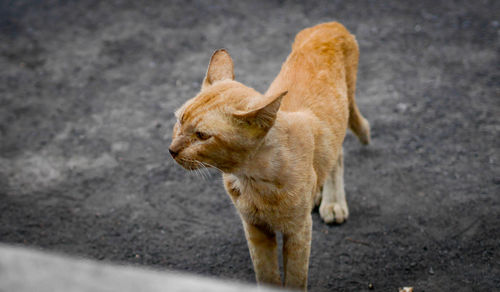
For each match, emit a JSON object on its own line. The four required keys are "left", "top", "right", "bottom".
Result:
{"left": 319, "top": 203, "right": 349, "bottom": 224}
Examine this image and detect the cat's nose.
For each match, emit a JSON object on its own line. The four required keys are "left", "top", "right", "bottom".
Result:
{"left": 169, "top": 148, "right": 178, "bottom": 158}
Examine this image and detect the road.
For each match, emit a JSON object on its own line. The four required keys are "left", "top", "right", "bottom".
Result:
{"left": 0, "top": 1, "right": 499, "bottom": 291}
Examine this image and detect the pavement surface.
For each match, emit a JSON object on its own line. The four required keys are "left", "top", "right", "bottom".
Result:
{"left": 0, "top": 244, "right": 283, "bottom": 292}
{"left": 0, "top": 1, "right": 499, "bottom": 291}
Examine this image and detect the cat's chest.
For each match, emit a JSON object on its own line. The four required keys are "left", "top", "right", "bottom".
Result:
{"left": 224, "top": 175, "right": 297, "bottom": 229}
{"left": 236, "top": 192, "right": 292, "bottom": 230}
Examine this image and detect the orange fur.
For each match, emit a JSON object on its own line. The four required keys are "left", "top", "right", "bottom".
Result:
{"left": 169, "top": 22, "right": 370, "bottom": 290}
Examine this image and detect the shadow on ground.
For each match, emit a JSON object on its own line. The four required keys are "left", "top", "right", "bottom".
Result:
{"left": 0, "top": 1, "right": 499, "bottom": 291}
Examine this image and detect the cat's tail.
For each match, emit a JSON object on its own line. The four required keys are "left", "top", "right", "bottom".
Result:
{"left": 348, "top": 99, "right": 371, "bottom": 145}
{"left": 345, "top": 34, "right": 371, "bottom": 145}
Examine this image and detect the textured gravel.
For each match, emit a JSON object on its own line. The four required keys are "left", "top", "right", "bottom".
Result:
{"left": 1, "top": 1, "right": 499, "bottom": 291}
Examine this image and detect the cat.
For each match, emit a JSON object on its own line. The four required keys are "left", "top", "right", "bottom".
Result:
{"left": 169, "top": 22, "right": 370, "bottom": 290}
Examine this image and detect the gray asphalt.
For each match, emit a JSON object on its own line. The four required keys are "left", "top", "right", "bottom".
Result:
{"left": 1, "top": 1, "right": 499, "bottom": 291}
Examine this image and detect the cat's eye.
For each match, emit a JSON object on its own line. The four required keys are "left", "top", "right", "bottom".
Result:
{"left": 195, "top": 131, "right": 211, "bottom": 140}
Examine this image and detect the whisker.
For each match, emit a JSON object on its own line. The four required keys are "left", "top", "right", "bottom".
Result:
{"left": 197, "top": 161, "right": 210, "bottom": 180}
{"left": 181, "top": 158, "right": 201, "bottom": 180}
{"left": 200, "top": 165, "right": 211, "bottom": 179}
{"left": 200, "top": 161, "right": 224, "bottom": 173}
{"left": 178, "top": 157, "right": 220, "bottom": 181}
{"left": 192, "top": 160, "right": 207, "bottom": 181}
{"left": 196, "top": 166, "right": 206, "bottom": 180}
{"left": 196, "top": 160, "right": 215, "bottom": 179}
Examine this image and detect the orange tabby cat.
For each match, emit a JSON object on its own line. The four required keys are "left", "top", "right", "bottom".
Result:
{"left": 169, "top": 22, "right": 370, "bottom": 290}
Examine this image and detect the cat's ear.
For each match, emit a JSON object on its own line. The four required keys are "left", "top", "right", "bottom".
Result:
{"left": 202, "top": 49, "right": 234, "bottom": 88}
{"left": 233, "top": 91, "right": 288, "bottom": 129}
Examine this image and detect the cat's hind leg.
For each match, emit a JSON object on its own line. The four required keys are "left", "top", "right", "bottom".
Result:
{"left": 319, "top": 149, "right": 349, "bottom": 224}
{"left": 314, "top": 189, "right": 322, "bottom": 207}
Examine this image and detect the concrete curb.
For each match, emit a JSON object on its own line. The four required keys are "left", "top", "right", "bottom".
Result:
{"left": 0, "top": 244, "right": 284, "bottom": 292}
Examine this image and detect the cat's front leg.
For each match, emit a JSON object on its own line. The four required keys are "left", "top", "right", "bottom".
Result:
{"left": 283, "top": 214, "right": 312, "bottom": 290}
{"left": 242, "top": 221, "right": 281, "bottom": 286}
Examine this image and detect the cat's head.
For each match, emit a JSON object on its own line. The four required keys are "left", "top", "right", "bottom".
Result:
{"left": 169, "top": 49, "right": 287, "bottom": 173}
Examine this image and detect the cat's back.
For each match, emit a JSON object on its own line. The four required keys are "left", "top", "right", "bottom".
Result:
{"left": 292, "top": 22, "right": 354, "bottom": 53}
{"left": 267, "top": 22, "right": 355, "bottom": 128}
